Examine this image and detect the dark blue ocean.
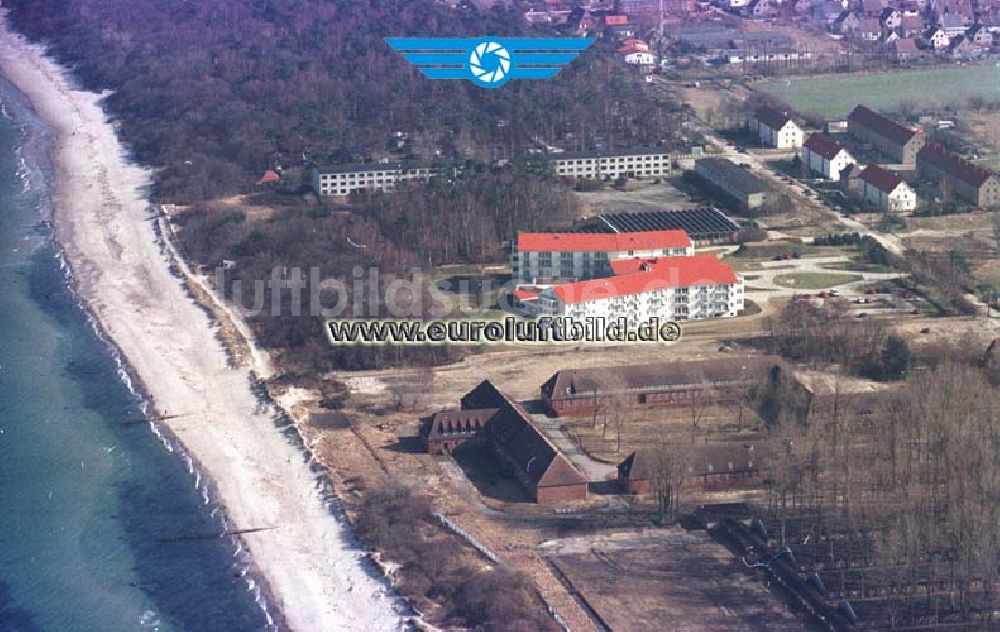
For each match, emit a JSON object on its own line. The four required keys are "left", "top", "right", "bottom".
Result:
{"left": 0, "top": 79, "right": 272, "bottom": 631}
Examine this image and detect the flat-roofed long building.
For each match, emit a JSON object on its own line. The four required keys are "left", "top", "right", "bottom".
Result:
{"left": 550, "top": 147, "right": 671, "bottom": 180}
{"left": 847, "top": 105, "right": 925, "bottom": 164}
{"left": 513, "top": 230, "right": 694, "bottom": 284}
{"left": 311, "top": 162, "right": 441, "bottom": 196}
{"left": 916, "top": 143, "right": 1000, "bottom": 208}
{"left": 694, "top": 158, "right": 770, "bottom": 209}
{"left": 534, "top": 254, "right": 744, "bottom": 325}
{"left": 587, "top": 207, "right": 741, "bottom": 245}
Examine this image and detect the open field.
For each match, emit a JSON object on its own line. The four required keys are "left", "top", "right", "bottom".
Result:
{"left": 561, "top": 404, "right": 765, "bottom": 464}
{"left": 544, "top": 529, "right": 802, "bottom": 631}
{"left": 772, "top": 272, "right": 863, "bottom": 289}
{"left": 756, "top": 65, "right": 1000, "bottom": 118}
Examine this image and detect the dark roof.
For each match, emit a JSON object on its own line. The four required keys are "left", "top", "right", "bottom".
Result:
{"left": 848, "top": 105, "right": 921, "bottom": 146}
{"left": 551, "top": 146, "right": 670, "bottom": 161}
{"left": 753, "top": 105, "right": 795, "bottom": 130}
{"left": 803, "top": 133, "right": 848, "bottom": 160}
{"left": 859, "top": 164, "right": 905, "bottom": 193}
{"left": 426, "top": 408, "right": 497, "bottom": 441}
{"left": 695, "top": 158, "right": 771, "bottom": 195}
{"left": 542, "top": 356, "right": 785, "bottom": 402}
{"left": 574, "top": 207, "right": 739, "bottom": 241}
{"left": 461, "top": 380, "right": 509, "bottom": 410}
{"left": 917, "top": 143, "right": 998, "bottom": 187}
{"left": 689, "top": 442, "right": 766, "bottom": 476}
{"left": 619, "top": 443, "right": 766, "bottom": 482}
{"left": 484, "top": 398, "right": 587, "bottom": 489}
{"left": 314, "top": 161, "right": 438, "bottom": 175}
{"left": 618, "top": 450, "right": 654, "bottom": 481}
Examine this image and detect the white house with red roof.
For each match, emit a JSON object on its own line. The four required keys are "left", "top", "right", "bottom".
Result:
{"left": 859, "top": 164, "right": 917, "bottom": 214}
{"left": 534, "top": 254, "right": 744, "bottom": 324}
{"left": 750, "top": 105, "right": 804, "bottom": 149}
{"left": 513, "top": 230, "right": 694, "bottom": 285}
{"left": 800, "top": 133, "right": 855, "bottom": 180}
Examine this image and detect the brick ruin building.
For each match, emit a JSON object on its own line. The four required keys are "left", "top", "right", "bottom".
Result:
{"left": 618, "top": 442, "right": 768, "bottom": 495}
{"left": 540, "top": 356, "right": 787, "bottom": 418}
{"left": 424, "top": 380, "right": 589, "bottom": 503}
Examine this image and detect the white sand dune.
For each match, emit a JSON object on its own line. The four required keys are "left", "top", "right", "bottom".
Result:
{"left": 0, "top": 14, "right": 408, "bottom": 632}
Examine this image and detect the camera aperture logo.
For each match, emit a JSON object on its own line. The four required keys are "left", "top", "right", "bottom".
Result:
{"left": 385, "top": 37, "right": 594, "bottom": 89}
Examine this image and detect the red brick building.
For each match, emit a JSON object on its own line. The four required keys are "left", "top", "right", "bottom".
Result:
{"left": 426, "top": 380, "right": 589, "bottom": 503}
{"left": 425, "top": 408, "right": 497, "bottom": 455}
{"left": 540, "top": 356, "right": 785, "bottom": 418}
{"left": 618, "top": 442, "right": 767, "bottom": 495}
{"left": 617, "top": 450, "right": 653, "bottom": 494}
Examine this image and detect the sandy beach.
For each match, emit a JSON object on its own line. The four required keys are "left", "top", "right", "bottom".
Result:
{"left": 0, "top": 15, "right": 407, "bottom": 632}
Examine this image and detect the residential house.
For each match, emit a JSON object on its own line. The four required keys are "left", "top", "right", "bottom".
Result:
{"left": 860, "top": 17, "right": 883, "bottom": 40}
{"left": 747, "top": 0, "right": 780, "bottom": 18}
{"left": 862, "top": 0, "right": 886, "bottom": 17}
{"left": 939, "top": 12, "right": 972, "bottom": 37}
{"left": 967, "top": 24, "right": 994, "bottom": 48}
{"left": 945, "top": 34, "right": 978, "bottom": 58}
{"left": 880, "top": 7, "right": 902, "bottom": 29}
{"left": 899, "top": 14, "right": 926, "bottom": 37}
{"left": 891, "top": 37, "right": 921, "bottom": 60}
{"left": 800, "top": 133, "right": 856, "bottom": 180}
{"left": 750, "top": 105, "right": 804, "bottom": 148}
{"left": 847, "top": 105, "right": 925, "bottom": 163}
{"left": 859, "top": 165, "right": 917, "bottom": 213}
{"left": 917, "top": 143, "right": 1000, "bottom": 207}
{"left": 624, "top": 51, "right": 657, "bottom": 65}
{"left": 833, "top": 9, "right": 863, "bottom": 33}
{"left": 923, "top": 27, "right": 950, "bottom": 49}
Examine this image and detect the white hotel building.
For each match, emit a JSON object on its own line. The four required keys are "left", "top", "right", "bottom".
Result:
{"left": 513, "top": 231, "right": 694, "bottom": 285}
{"left": 535, "top": 255, "right": 744, "bottom": 324}
{"left": 550, "top": 147, "right": 672, "bottom": 181}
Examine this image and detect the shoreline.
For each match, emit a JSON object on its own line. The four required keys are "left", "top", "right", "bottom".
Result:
{"left": 0, "top": 15, "right": 409, "bottom": 632}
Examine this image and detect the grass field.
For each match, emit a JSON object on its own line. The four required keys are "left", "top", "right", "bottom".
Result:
{"left": 773, "top": 272, "right": 863, "bottom": 289}
{"left": 756, "top": 65, "right": 1000, "bottom": 118}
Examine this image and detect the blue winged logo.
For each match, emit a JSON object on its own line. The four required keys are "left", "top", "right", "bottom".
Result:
{"left": 385, "top": 37, "right": 594, "bottom": 89}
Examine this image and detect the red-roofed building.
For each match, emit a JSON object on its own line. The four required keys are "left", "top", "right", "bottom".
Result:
{"left": 800, "top": 133, "right": 856, "bottom": 180}
{"left": 537, "top": 254, "right": 743, "bottom": 323}
{"left": 859, "top": 164, "right": 917, "bottom": 213}
{"left": 257, "top": 169, "right": 281, "bottom": 185}
{"left": 425, "top": 381, "right": 589, "bottom": 503}
{"left": 917, "top": 143, "right": 1000, "bottom": 208}
{"left": 750, "top": 105, "right": 804, "bottom": 149}
{"left": 604, "top": 14, "right": 628, "bottom": 25}
{"left": 513, "top": 230, "right": 694, "bottom": 284}
{"left": 847, "top": 105, "right": 925, "bottom": 163}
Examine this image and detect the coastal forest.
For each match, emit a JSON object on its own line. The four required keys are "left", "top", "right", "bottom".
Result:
{"left": 6, "top": 0, "right": 683, "bottom": 201}
{"left": 5, "top": 0, "right": 689, "bottom": 370}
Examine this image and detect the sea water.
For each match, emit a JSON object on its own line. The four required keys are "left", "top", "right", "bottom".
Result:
{"left": 0, "top": 79, "right": 272, "bottom": 631}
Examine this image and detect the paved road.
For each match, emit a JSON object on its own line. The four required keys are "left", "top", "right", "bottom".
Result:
{"left": 744, "top": 255, "right": 905, "bottom": 299}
